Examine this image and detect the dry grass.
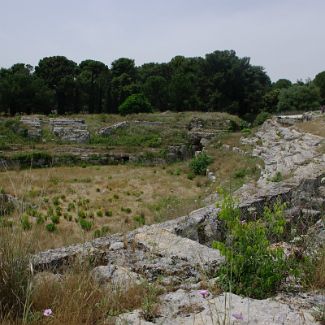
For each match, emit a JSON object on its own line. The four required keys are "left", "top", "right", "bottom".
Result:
{"left": 294, "top": 117, "right": 325, "bottom": 137}
{"left": 1, "top": 264, "right": 161, "bottom": 325}
{"left": 0, "top": 164, "right": 209, "bottom": 251}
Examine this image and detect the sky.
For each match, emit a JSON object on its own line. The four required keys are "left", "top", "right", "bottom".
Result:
{"left": 0, "top": 0, "right": 324, "bottom": 82}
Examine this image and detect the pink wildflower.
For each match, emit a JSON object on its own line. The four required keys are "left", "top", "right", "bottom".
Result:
{"left": 43, "top": 309, "right": 53, "bottom": 317}
{"left": 198, "top": 289, "right": 209, "bottom": 298}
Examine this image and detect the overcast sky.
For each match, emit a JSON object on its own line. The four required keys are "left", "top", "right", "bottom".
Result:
{"left": 0, "top": 0, "right": 324, "bottom": 81}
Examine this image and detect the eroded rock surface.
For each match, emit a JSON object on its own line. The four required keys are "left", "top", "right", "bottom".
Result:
{"left": 117, "top": 290, "right": 318, "bottom": 325}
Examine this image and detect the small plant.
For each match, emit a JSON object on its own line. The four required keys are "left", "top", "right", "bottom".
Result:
{"left": 113, "top": 194, "right": 119, "bottom": 200}
{"left": 93, "top": 225, "right": 110, "bottom": 238}
{"left": 52, "top": 196, "right": 60, "bottom": 206}
{"left": 67, "top": 202, "right": 75, "bottom": 211}
{"left": 78, "top": 210, "right": 87, "bottom": 219}
{"left": 233, "top": 168, "right": 247, "bottom": 179}
{"left": 20, "top": 214, "right": 32, "bottom": 230}
{"left": 187, "top": 172, "right": 195, "bottom": 180}
{"left": 50, "top": 215, "right": 60, "bottom": 224}
{"left": 36, "top": 215, "right": 45, "bottom": 225}
{"left": 121, "top": 207, "right": 132, "bottom": 214}
{"left": 79, "top": 219, "right": 92, "bottom": 231}
{"left": 133, "top": 213, "right": 146, "bottom": 226}
{"left": 189, "top": 152, "right": 213, "bottom": 175}
{"left": 96, "top": 210, "right": 103, "bottom": 217}
{"left": 105, "top": 210, "right": 113, "bottom": 217}
{"left": 270, "top": 171, "right": 283, "bottom": 182}
{"left": 46, "top": 223, "right": 57, "bottom": 232}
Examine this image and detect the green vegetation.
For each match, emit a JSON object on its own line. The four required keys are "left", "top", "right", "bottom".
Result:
{"left": 189, "top": 152, "right": 213, "bottom": 175}
{"left": 277, "top": 84, "right": 321, "bottom": 112}
{"left": 212, "top": 192, "right": 289, "bottom": 298}
{"left": 118, "top": 93, "right": 153, "bottom": 115}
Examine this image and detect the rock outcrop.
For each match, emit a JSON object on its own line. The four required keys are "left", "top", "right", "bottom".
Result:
{"left": 20, "top": 116, "right": 42, "bottom": 139}
{"left": 49, "top": 118, "right": 90, "bottom": 143}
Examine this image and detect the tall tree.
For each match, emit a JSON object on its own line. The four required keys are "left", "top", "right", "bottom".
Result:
{"left": 35, "top": 56, "right": 77, "bottom": 114}
{"left": 0, "top": 64, "right": 54, "bottom": 115}
{"left": 314, "top": 71, "right": 325, "bottom": 104}
{"left": 77, "top": 60, "right": 110, "bottom": 113}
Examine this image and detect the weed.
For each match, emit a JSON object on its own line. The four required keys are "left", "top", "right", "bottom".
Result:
{"left": 20, "top": 215, "right": 32, "bottom": 231}
{"left": 79, "top": 219, "right": 92, "bottom": 231}
{"left": 46, "top": 223, "right": 57, "bottom": 232}
{"left": 270, "top": 171, "right": 283, "bottom": 182}
{"left": 50, "top": 215, "right": 60, "bottom": 224}
{"left": 133, "top": 214, "right": 146, "bottom": 226}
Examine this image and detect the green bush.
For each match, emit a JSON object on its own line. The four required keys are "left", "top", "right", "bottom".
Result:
{"left": 189, "top": 152, "right": 213, "bottom": 175}
{"left": 212, "top": 191, "right": 288, "bottom": 298}
{"left": 118, "top": 93, "right": 153, "bottom": 115}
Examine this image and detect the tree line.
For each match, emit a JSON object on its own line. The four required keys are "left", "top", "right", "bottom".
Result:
{"left": 0, "top": 50, "right": 324, "bottom": 118}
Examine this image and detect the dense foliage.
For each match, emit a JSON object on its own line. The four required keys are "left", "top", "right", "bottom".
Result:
{"left": 1, "top": 52, "right": 323, "bottom": 117}
{"left": 212, "top": 192, "right": 289, "bottom": 299}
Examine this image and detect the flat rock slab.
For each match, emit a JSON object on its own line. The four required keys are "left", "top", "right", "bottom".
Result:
{"left": 135, "top": 229, "right": 224, "bottom": 271}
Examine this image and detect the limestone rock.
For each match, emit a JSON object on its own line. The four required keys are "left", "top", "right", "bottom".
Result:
{"left": 20, "top": 116, "right": 42, "bottom": 138}
{"left": 134, "top": 229, "right": 224, "bottom": 272}
{"left": 50, "top": 118, "right": 90, "bottom": 143}
{"left": 91, "top": 265, "right": 143, "bottom": 288}
{"left": 117, "top": 290, "right": 318, "bottom": 324}
{"left": 97, "top": 121, "right": 129, "bottom": 136}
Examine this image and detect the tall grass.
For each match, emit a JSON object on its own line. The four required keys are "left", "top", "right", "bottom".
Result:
{"left": 0, "top": 228, "right": 33, "bottom": 320}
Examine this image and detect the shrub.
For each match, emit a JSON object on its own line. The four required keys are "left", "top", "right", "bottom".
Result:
{"left": 46, "top": 223, "right": 57, "bottom": 232}
{"left": 96, "top": 210, "right": 103, "bottom": 218}
{"left": 118, "top": 93, "right": 153, "bottom": 115}
{"left": 189, "top": 152, "right": 213, "bottom": 175}
{"left": 212, "top": 191, "right": 288, "bottom": 299}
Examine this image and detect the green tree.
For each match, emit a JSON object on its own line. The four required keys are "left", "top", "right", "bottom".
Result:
{"left": 0, "top": 64, "right": 54, "bottom": 115}
{"left": 118, "top": 93, "right": 152, "bottom": 115}
{"left": 314, "top": 71, "right": 325, "bottom": 104}
{"left": 35, "top": 56, "right": 78, "bottom": 114}
{"left": 277, "top": 84, "right": 321, "bottom": 112}
{"left": 77, "top": 60, "right": 110, "bottom": 113}
{"left": 272, "top": 78, "right": 292, "bottom": 90}
{"left": 107, "top": 58, "right": 138, "bottom": 113}
{"left": 143, "top": 76, "right": 168, "bottom": 110}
